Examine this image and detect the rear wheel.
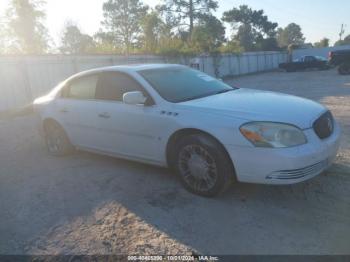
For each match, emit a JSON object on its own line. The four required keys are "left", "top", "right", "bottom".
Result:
{"left": 174, "top": 134, "right": 234, "bottom": 197}
{"left": 338, "top": 63, "right": 350, "bottom": 75}
{"left": 44, "top": 121, "right": 74, "bottom": 156}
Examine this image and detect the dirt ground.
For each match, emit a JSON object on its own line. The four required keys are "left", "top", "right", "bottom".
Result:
{"left": 0, "top": 69, "right": 349, "bottom": 255}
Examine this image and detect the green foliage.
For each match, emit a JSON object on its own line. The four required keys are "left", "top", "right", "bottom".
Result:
{"left": 191, "top": 14, "right": 225, "bottom": 53}
{"left": 102, "top": 0, "right": 148, "bottom": 54}
{"left": 222, "top": 5, "right": 278, "bottom": 37}
{"left": 222, "top": 5, "right": 278, "bottom": 51}
{"left": 255, "top": 37, "right": 280, "bottom": 51}
{"left": 156, "top": 37, "right": 197, "bottom": 57}
{"left": 159, "top": 0, "right": 218, "bottom": 41}
{"left": 234, "top": 24, "right": 255, "bottom": 51}
{"left": 334, "top": 35, "right": 350, "bottom": 46}
{"left": 0, "top": 19, "right": 9, "bottom": 54}
{"left": 3, "top": 0, "right": 49, "bottom": 54}
{"left": 60, "top": 23, "right": 96, "bottom": 54}
{"left": 276, "top": 23, "right": 305, "bottom": 48}
{"left": 313, "top": 38, "right": 330, "bottom": 48}
{"left": 0, "top": 0, "right": 332, "bottom": 56}
{"left": 140, "top": 11, "right": 165, "bottom": 53}
{"left": 218, "top": 40, "right": 243, "bottom": 54}
{"left": 92, "top": 31, "right": 121, "bottom": 54}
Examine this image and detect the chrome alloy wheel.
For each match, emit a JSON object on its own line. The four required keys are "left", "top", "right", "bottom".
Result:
{"left": 46, "top": 126, "right": 62, "bottom": 153}
{"left": 178, "top": 144, "right": 218, "bottom": 192}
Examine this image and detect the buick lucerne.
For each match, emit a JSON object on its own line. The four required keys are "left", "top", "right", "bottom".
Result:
{"left": 34, "top": 64, "right": 341, "bottom": 197}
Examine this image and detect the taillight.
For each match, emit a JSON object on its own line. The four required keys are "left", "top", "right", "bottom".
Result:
{"left": 328, "top": 52, "right": 332, "bottom": 59}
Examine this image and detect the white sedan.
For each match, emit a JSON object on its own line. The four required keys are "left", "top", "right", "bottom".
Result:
{"left": 34, "top": 64, "right": 341, "bottom": 197}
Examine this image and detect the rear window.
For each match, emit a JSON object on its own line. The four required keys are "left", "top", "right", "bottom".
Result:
{"left": 65, "top": 74, "right": 98, "bottom": 100}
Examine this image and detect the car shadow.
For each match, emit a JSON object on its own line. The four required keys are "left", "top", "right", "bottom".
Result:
{"left": 14, "top": 147, "right": 350, "bottom": 255}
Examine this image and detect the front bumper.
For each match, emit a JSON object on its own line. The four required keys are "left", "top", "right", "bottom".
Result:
{"left": 226, "top": 122, "right": 341, "bottom": 185}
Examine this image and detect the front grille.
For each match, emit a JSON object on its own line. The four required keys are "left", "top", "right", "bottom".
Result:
{"left": 313, "top": 111, "right": 334, "bottom": 139}
{"left": 267, "top": 160, "right": 328, "bottom": 180}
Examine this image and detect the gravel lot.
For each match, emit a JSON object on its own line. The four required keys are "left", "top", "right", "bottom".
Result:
{"left": 0, "top": 69, "right": 349, "bottom": 255}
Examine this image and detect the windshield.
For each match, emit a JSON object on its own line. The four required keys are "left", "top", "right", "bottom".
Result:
{"left": 315, "top": 56, "right": 327, "bottom": 61}
{"left": 138, "top": 67, "right": 237, "bottom": 103}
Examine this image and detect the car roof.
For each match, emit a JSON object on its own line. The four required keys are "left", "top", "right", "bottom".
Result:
{"left": 79, "top": 64, "right": 185, "bottom": 75}
{"left": 65, "top": 64, "right": 188, "bottom": 83}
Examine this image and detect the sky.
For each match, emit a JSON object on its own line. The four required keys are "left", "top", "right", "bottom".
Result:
{"left": 0, "top": 0, "right": 349, "bottom": 46}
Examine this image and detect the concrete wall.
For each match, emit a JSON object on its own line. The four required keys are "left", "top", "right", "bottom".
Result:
{"left": 292, "top": 45, "right": 350, "bottom": 60}
{"left": 0, "top": 51, "right": 287, "bottom": 112}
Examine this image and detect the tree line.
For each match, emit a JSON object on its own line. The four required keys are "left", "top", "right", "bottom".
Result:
{"left": 0, "top": 0, "right": 349, "bottom": 56}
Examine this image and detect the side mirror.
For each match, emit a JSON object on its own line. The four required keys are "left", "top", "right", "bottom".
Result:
{"left": 123, "top": 91, "right": 147, "bottom": 105}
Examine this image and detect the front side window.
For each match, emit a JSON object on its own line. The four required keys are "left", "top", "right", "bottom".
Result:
{"left": 315, "top": 56, "right": 327, "bottom": 61}
{"left": 138, "top": 67, "right": 236, "bottom": 103}
{"left": 95, "top": 72, "right": 143, "bottom": 101}
{"left": 65, "top": 74, "right": 98, "bottom": 100}
{"left": 304, "top": 56, "right": 315, "bottom": 62}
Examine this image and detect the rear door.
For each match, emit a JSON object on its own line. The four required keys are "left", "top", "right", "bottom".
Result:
{"left": 56, "top": 73, "right": 100, "bottom": 148}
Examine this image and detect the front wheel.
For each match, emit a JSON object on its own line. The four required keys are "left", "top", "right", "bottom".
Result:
{"left": 44, "top": 121, "right": 74, "bottom": 156}
{"left": 174, "top": 134, "right": 235, "bottom": 197}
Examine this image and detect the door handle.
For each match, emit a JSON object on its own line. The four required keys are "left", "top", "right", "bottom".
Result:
{"left": 98, "top": 112, "right": 111, "bottom": 119}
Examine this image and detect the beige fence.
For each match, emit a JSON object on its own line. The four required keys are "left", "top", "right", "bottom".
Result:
{"left": 0, "top": 51, "right": 287, "bottom": 112}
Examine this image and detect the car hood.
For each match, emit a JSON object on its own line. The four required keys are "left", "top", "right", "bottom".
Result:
{"left": 178, "top": 88, "right": 326, "bottom": 129}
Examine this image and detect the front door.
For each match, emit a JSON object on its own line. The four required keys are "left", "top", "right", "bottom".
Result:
{"left": 93, "top": 71, "right": 167, "bottom": 163}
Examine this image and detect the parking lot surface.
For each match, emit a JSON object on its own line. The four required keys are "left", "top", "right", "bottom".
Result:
{"left": 0, "top": 69, "right": 349, "bottom": 255}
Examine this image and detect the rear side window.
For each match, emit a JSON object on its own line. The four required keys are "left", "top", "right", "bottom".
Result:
{"left": 64, "top": 74, "right": 98, "bottom": 100}
{"left": 95, "top": 72, "right": 143, "bottom": 101}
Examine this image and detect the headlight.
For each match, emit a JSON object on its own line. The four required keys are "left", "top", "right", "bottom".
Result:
{"left": 240, "top": 122, "right": 307, "bottom": 148}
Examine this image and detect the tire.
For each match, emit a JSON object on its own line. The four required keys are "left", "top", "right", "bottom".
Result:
{"left": 174, "top": 134, "right": 235, "bottom": 197}
{"left": 338, "top": 64, "right": 350, "bottom": 75}
{"left": 44, "top": 121, "right": 74, "bottom": 156}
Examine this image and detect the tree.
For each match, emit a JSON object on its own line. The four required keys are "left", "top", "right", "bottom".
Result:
{"left": 93, "top": 31, "right": 121, "bottom": 53}
{"left": 0, "top": 19, "right": 9, "bottom": 54}
{"left": 255, "top": 37, "right": 280, "bottom": 51}
{"left": 276, "top": 23, "right": 305, "bottom": 48}
{"left": 234, "top": 24, "right": 255, "bottom": 51}
{"left": 140, "top": 11, "right": 165, "bottom": 53}
{"left": 60, "top": 22, "right": 95, "bottom": 54}
{"left": 160, "top": 0, "right": 218, "bottom": 41}
{"left": 334, "top": 35, "right": 350, "bottom": 46}
{"left": 222, "top": 5, "right": 278, "bottom": 51}
{"left": 191, "top": 14, "right": 225, "bottom": 53}
{"left": 343, "top": 34, "right": 350, "bottom": 44}
{"left": 102, "top": 0, "right": 148, "bottom": 54}
{"left": 314, "top": 38, "right": 329, "bottom": 48}
{"left": 219, "top": 40, "right": 243, "bottom": 54}
{"left": 4, "top": 0, "right": 49, "bottom": 54}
